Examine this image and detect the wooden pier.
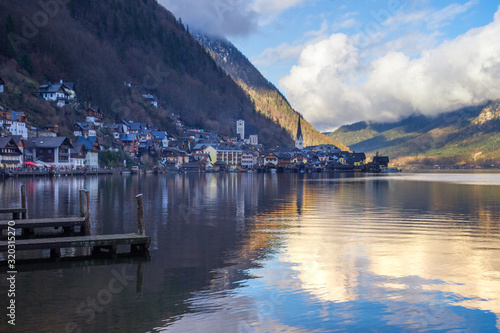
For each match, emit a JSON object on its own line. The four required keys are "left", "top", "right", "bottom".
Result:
{"left": 0, "top": 233, "right": 150, "bottom": 256}
{"left": 0, "top": 184, "right": 27, "bottom": 219}
{"left": 0, "top": 188, "right": 150, "bottom": 260}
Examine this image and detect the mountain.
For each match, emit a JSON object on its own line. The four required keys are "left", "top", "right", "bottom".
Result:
{"left": 194, "top": 34, "right": 348, "bottom": 150}
{"left": 0, "top": 0, "right": 291, "bottom": 145}
{"left": 327, "top": 101, "right": 500, "bottom": 167}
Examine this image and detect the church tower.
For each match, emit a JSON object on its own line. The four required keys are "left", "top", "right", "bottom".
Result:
{"left": 295, "top": 115, "right": 304, "bottom": 149}
{"left": 237, "top": 119, "right": 245, "bottom": 141}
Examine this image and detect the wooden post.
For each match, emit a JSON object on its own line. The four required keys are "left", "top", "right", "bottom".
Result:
{"left": 79, "top": 189, "right": 85, "bottom": 218}
{"left": 79, "top": 190, "right": 91, "bottom": 236}
{"left": 21, "top": 184, "right": 27, "bottom": 219}
{"left": 84, "top": 190, "right": 91, "bottom": 236}
{"left": 135, "top": 194, "right": 145, "bottom": 235}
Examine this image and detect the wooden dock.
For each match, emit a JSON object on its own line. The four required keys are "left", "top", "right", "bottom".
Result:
{"left": 0, "top": 184, "right": 27, "bottom": 219}
{"left": 1, "top": 189, "right": 150, "bottom": 260}
{"left": 0, "top": 233, "right": 150, "bottom": 256}
{"left": 0, "top": 217, "right": 86, "bottom": 234}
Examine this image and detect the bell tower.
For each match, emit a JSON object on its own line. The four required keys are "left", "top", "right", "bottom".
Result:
{"left": 295, "top": 115, "right": 304, "bottom": 149}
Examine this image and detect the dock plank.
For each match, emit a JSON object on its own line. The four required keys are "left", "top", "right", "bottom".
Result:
{"left": 0, "top": 208, "right": 27, "bottom": 214}
{"left": 0, "top": 217, "right": 86, "bottom": 231}
{"left": 0, "top": 233, "right": 150, "bottom": 252}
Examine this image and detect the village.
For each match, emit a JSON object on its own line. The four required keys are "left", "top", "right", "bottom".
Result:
{"left": 0, "top": 78, "right": 390, "bottom": 175}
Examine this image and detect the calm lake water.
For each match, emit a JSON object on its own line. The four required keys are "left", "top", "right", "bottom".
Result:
{"left": 1, "top": 172, "right": 500, "bottom": 332}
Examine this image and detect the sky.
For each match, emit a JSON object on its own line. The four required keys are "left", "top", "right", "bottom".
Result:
{"left": 158, "top": 0, "right": 500, "bottom": 132}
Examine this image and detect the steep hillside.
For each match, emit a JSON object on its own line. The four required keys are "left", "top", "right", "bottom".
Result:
{"left": 328, "top": 102, "right": 500, "bottom": 166}
{"left": 194, "top": 34, "right": 348, "bottom": 150}
{"left": 0, "top": 0, "right": 292, "bottom": 145}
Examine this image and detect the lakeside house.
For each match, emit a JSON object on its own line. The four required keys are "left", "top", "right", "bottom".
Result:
{"left": 69, "top": 143, "right": 87, "bottom": 168}
{"left": 76, "top": 136, "right": 101, "bottom": 168}
{"left": 216, "top": 146, "right": 243, "bottom": 169}
{"left": 264, "top": 152, "right": 278, "bottom": 166}
{"left": 0, "top": 136, "right": 23, "bottom": 168}
{"left": 28, "top": 137, "right": 73, "bottom": 167}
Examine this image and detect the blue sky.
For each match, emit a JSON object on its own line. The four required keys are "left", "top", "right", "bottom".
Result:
{"left": 159, "top": 0, "right": 500, "bottom": 131}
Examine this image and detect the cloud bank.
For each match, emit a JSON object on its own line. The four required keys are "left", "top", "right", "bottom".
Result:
{"left": 280, "top": 6, "right": 500, "bottom": 131}
{"left": 158, "top": 0, "right": 308, "bottom": 36}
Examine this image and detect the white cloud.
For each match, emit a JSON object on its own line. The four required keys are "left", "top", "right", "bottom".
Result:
{"left": 428, "top": 0, "right": 478, "bottom": 29}
{"left": 280, "top": 6, "right": 500, "bottom": 131}
{"left": 158, "top": 0, "right": 310, "bottom": 36}
{"left": 251, "top": 0, "right": 309, "bottom": 16}
{"left": 385, "top": 0, "right": 479, "bottom": 30}
{"left": 253, "top": 21, "right": 330, "bottom": 66}
{"left": 158, "top": 0, "right": 257, "bottom": 36}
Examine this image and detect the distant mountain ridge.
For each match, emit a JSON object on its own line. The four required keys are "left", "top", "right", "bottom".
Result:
{"left": 328, "top": 101, "right": 500, "bottom": 166}
{"left": 194, "top": 33, "right": 348, "bottom": 150}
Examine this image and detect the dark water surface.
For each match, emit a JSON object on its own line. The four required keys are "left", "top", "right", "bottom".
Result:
{"left": 1, "top": 172, "right": 500, "bottom": 332}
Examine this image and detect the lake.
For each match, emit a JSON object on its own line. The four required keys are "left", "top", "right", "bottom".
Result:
{"left": 1, "top": 172, "right": 500, "bottom": 332}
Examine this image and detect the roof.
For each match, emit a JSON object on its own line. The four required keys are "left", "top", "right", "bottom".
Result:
{"left": 76, "top": 136, "right": 97, "bottom": 150}
{"left": 142, "top": 94, "right": 157, "bottom": 100}
{"left": 10, "top": 111, "right": 26, "bottom": 122}
{"left": 152, "top": 131, "right": 167, "bottom": 139}
{"left": 75, "top": 122, "right": 94, "bottom": 130}
{"left": 28, "top": 137, "right": 72, "bottom": 148}
{"left": 119, "top": 134, "right": 138, "bottom": 142}
{"left": 296, "top": 115, "right": 303, "bottom": 139}
{"left": 4, "top": 135, "right": 23, "bottom": 146}
{"left": 37, "top": 81, "right": 74, "bottom": 94}
{"left": 70, "top": 143, "right": 86, "bottom": 154}
{"left": 0, "top": 137, "right": 17, "bottom": 149}
{"left": 87, "top": 105, "right": 101, "bottom": 112}
{"left": 121, "top": 120, "right": 147, "bottom": 130}
{"left": 0, "top": 77, "right": 4, "bottom": 85}
{"left": 138, "top": 129, "right": 151, "bottom": 136}
{"left": 347, "top": 152, "right": 366, "bottom": 162}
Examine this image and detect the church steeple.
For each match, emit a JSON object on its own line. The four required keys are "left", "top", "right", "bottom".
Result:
{"left": 295, "top": 115, "right": 304, "bottom": 149}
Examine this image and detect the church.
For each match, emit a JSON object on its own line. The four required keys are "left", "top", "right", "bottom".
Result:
{"left": 295, "top": 115, "right": 304, "bottom": 149}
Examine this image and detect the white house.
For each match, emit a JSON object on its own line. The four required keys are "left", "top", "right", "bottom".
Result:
{"left": 8, "top": 121, "right": 27, "bottom": 139}
{"left": 0, "top": 111, "right": 28, "bottom": 139}
{"left": 70, "top": 143, "right": 86, "bottom": 168}
{"left": 0, "top": 137, "right": 23, "bottom": 168}
{"left": 37, "top": 80, "right": 76, "bottom": 102}
{"left": 76, "top": 136, "right": 100, "bottom": 168}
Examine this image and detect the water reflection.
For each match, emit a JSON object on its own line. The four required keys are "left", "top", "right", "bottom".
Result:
{"left": 1, "top": 173, "right": 500, "bottom": 332}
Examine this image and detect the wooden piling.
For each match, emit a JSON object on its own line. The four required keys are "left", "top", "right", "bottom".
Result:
{"left": 80, "top": 190, "right": 91, "bottom": 236}
{"left": 79, "top": 189, "right": 85, "bottom": 218}
{"left": 135, "top": 194, "right": 145, "bottom": 236}
{"left": 21, "top": 184, "right": 27, "bottom": 219}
